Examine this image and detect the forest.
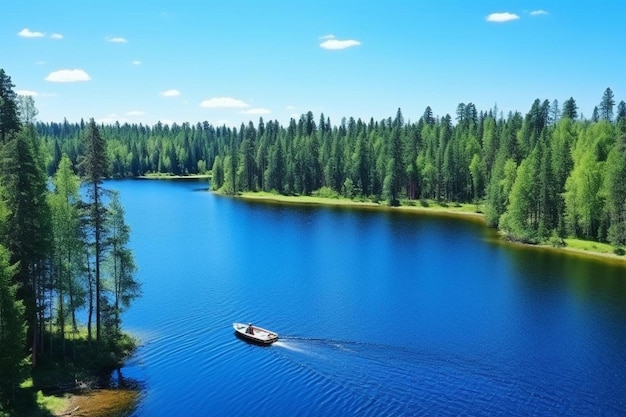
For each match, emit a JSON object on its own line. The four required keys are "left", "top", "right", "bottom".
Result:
{"left": 36, "top": 87, "right": 626, "bottom": 249}
{"left": 2, "top": 63, "right": 626, "bottom": 412}
{"left": 0, "top": 69, "right": 140, "bottom": 415}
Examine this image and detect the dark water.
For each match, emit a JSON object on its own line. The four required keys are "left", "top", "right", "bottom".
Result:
{"left": 110, "top": 179, "right": 626, "bottom": 416}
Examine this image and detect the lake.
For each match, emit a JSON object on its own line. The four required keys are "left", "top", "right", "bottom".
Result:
{"left": 110, "top": 178, "right": 626, "bottom": 416}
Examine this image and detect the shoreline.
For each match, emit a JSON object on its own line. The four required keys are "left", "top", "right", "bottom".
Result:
{"left": 55, "top": 388, "right": 139, "bottom": 417}
{"left": 136, "top": 174, "right": 210, "bottom": 180}
{"left": 233, "top": 191, "right": 486, "bottom": 221}
{"left": 227, "top": 191, "right": 626, "bottom": 265}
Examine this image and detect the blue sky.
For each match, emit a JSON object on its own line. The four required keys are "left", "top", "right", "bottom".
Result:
{"left": 3, "top": 1, "right": 626, "bottom": 127}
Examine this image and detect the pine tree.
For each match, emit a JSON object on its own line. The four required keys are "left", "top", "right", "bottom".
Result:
{"left": 599, "top": 87, "right": 615, "bottom": 122}
{"left": 78, "top": 119, "right": 109, "bottom": 344}
{"left": 550, "top": 99, "right": 560, "bottom": 125}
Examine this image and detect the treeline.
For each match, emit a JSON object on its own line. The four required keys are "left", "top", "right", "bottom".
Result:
{"left": 0, "top": 69, "right": 140, "bottom": 412}
{"left": 38, "top": 88, "right": 626, "bottom": 249}
{"left": 39, "top": 119, "right": 221, "bottom": 178}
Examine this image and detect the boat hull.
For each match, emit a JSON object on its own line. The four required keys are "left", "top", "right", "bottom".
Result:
{"left": 233, "top": 323, "right": 278, "bottom": 345}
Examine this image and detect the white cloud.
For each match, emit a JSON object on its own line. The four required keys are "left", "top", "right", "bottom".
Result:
{"left": 50, "top": 33, "right": 63, "bottom": 40}
{"left": 17, "top": 90, "right": 39, "bottom": 97}
{"left": 530, "top": 10, "right": 549, "bottom": 16}
{"left": 132, "top": 60, "right": 142, "bottom": 65}
{"left": 45, "top": 69, "right": 91, "bottom": 82}
{"left": 200, "top": 97, "right": 250, "bottom": 108}
{"left": 241, "top": 108, "right": 271, "bottom": 115}
{"left": 161, "top": 89, "right": 181, "bottom": 97}
{"left": 320, "top": 38, "right": 361, "bottom": 50}
{"left": 36, "top": 60, "right": 46, "bottom": 65}
{"left": 486, "top": 12, "right": 520, "bottom": 23}
{"left": 286, "top": 105, "right": 296, "bottom": 110}
{"left": 18, "top": 28, "right": 45, "bottom": 38}
{"left": 319, "top": 34, "right": 335, "bottom": 40}
{"left": 106, "top": 36, "right": 128, "bottom": 43}
{"left": 126, "top": 110, "right": 146, "bottom": 116}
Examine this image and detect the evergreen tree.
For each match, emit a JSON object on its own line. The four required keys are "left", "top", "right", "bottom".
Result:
{"left": 78, "top": 119, "right": 109, "bottom": 344}
{"left": 106, "top": 192, "right": 140, "bottom": 337}
{"left": 550, "top": 99, "right": 560, "bottom": 125}
{"left": 211, "top": 155, "right": 224, "bottom": 191}
{"left": 603, "top": 134, "right": 626, "bottom": 246}
{"left": 616, "top": 101, "right": 626, "bottom": 131}
{"left": 0, "top": 245, "right": 27, "bottom": 405}
{"left": 551, "top": 118, "right": 576, "bottom": 235}
{"left": 0, "top": 128, "right": 52, "bottom": 365}
{"left": 562, "top": 97, "right": 578, "bottom": 120}
{"left": 591, "top": 106, "right": 600, "bottom": 123}
{"left": 383, "top": 126, "right": 403, "bottom": 206}
{"left": 266, "top": 138, "right": 286, "bottom": 193}
{"left": 599, "top": 87, "right": 615, "bottom": 122}
{"left": 0, "top": 69, "right": 21, "bottom": 143}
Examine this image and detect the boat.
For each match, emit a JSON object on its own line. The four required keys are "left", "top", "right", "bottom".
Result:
{"left": 233, "top": 322, "right": 278, "bottom": 345}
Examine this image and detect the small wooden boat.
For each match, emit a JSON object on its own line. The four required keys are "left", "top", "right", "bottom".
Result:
{"left": 233, "top": 322, "right": 278, "bottom": 345}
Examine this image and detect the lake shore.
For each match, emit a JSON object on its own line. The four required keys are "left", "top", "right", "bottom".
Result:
{"left": 137, "top": 173, "right": 210, "bottom": 180}
{"left": 54, "top": 388, "right": 139, "bottom": 417}
{"left": 234, "top": 191, "right": 485, "bottom": 221}
{"left": 229, "top": 191, "right": 626, "bottom": 265}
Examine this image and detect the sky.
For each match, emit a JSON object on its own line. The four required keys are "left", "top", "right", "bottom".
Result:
{"left": 3, "top": 0, "right": 626, "bottom": 128}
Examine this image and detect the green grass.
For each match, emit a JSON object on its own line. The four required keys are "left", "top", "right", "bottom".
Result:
{"left": 36, "top": 390, "right": 67, "bottom": 415}
{"left": 236, "top": 192, "right": 483, "bottom": 214}
{"left": 238, "top": 191, "right": 380, "bottom": 207}
{"left": 7, "top": 328, "right": 140, "bottom": 416}
{"left": 564, "top": 238, "right": 617, "bottom": 255}
{"left": 139, "top": 173, "right": 210, "bottom": 179}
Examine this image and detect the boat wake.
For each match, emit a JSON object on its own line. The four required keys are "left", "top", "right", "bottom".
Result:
{"left": 271, "top": 340, "right": 307, "bottom": 353}
{"left": 268, "top": 336, "right": 435, "bottom": 415}
{"left": 265, "top": 336, "right": 606, "bottom": 416}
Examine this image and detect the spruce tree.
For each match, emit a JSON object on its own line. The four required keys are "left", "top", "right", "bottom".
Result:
{"left": 0, "top": 69, "right": 21, "bottom": 143}
{"left": 562, "top": 97, "right": 578, "bottom": 120}
{"left": 0, "top": 245, "right": 27, "bottom": 405}
{"left": 0, "top": 128, "right": 52, "bottom": 365}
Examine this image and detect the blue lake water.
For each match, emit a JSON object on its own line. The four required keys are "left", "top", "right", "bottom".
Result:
{"left": 109, "top": 179, "right": 626, "bottom": 416}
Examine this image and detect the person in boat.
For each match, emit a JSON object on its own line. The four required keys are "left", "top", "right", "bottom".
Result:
{"left": 247, "top": 323, "right": 254, "bottom": 335}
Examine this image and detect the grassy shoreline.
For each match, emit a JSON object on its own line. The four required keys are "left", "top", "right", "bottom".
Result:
{"left": 228, "top": 191, "right": 626, "bottom": 265}
{"left": 137, "top": 173, "right": 210, "bottom": 180}
{"left": 235, "top": 191, "right": 485, "bottom": 219}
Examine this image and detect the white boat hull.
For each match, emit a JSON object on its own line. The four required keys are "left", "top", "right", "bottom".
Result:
{"left": 233, "top": 323, "right": 278, "bottom": 345}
